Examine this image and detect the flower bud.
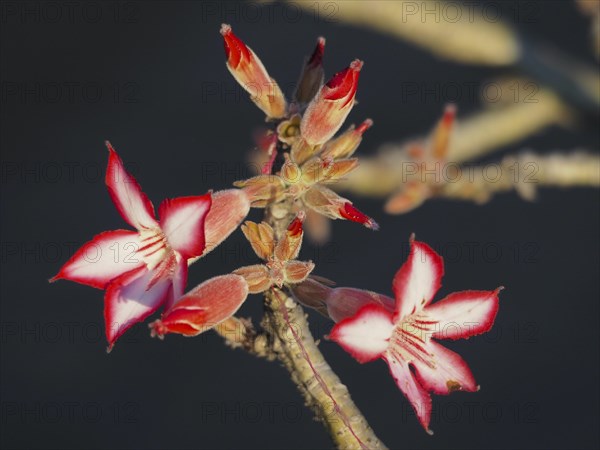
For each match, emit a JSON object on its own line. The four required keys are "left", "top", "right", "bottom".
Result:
{"left": 260, "top": 133, "right": 278, "bottom": 175}
{"left": 149, "top": 274, "right": 248, "bottom": 338}
{"left": 324, "top": 288, "right": 395, "bottom": 323}
{"left": 283, "top": 260, "right": 315, "bottom": 285}
{"left": 233, "top": 265, "right": 272, "bottom": 294}
{"left": 241, "top": 221, "right": 275, "bottom": 261}
{"left": 321, "top": 119, "right": 373, "bottom": 160}
{"left": 220, "top": 24, "right": 287, "bottom": 119}
{"left": 320, "top": 158, "right": 359, "bottom": 183}
{"left": 289, "top": 277, "right": 333, "bottom": 317}
{"left": 294, "top": 37, "right": 325, "bottom": 104}
{"left": 281, "top": 154, "right": 302, "bottom": 184}
{"left": 274, "top": 211, "right": 305, "bottom": 262}
{"left": 189, "top": 189, "right": 250, "bottom": 263}
{"left": 301, "top": 157, "right": 333, "bottom": 185}
{"left": 303, "top": 185, "right": 379, "bottom": 230}
{"left": 234, "top": 175, "right": 286, "bottom": 207}
{"left": 300, "top": 60, "right": 363, "bottom": 146}
{"left": 339, "top": 202, "right": 379, "bottom": 230}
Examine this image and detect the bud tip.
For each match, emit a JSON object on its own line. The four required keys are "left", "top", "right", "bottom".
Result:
{"left": 355, "top": 119, "right": 373, "bottom": 135}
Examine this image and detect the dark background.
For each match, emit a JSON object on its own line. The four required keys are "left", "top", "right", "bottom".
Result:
{"left": 1, "top": 1, "right": 599, "bottom": 449}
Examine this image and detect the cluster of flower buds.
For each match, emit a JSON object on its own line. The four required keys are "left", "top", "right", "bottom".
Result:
{"left": 233, "top": 212, "right": 315, "bottom": 293}
{"left": 292, "top": 236, "right": 503, "bottom": 433}
{"left": 385, "top": 105, "right": 457, "bottom": 214}
{"left": 221, "top": 25, "right": 378, "bottom": 238}
{"left": 51, "top": 143, "right": 251, "bottom": 350}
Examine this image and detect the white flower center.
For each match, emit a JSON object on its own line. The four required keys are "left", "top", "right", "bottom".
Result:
{"left": 388, "top": 315, "right": 438, "bottom": 368}
{"left": 138, "top": 228, "right": 170, "bottom": 270}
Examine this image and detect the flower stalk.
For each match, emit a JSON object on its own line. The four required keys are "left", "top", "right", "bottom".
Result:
{"left": 257, "top": 199, "right": 386, "bottom": 450}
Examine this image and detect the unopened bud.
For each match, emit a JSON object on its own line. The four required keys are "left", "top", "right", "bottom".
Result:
{"left": 149, "top": 274, "right": 249, "bottom": 337}
{"left": 220, "top": 24, "right": 287, "bottom": 119}
{"left": 300, "top": 60, "right": 363, "bottom": 146}
{"left": 321, "top": 119, "right": 373, "bottom": 160}
{"left": 294, "top": 37, "right": 326, "bottom": 104}
{"left": 274, "top": 211, "right": 305, "bottom": 261}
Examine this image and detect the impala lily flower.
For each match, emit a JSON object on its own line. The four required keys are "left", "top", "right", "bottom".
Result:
{"left": 327, "top": 237, "right": 502, "bottom": 433}
{"left": 149, "top": 274, "right": 249, "bottom": 338}
{"left": 220, "top": 24, "right": 287, "bottom": 119}
{"left": 51, "top": 142, "right": 250, "bottom": 349}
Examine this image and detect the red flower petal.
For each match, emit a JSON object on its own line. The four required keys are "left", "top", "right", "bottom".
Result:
{"left": 425, "top": 289, "right": 502, "bottom": 340}
{"left": 105, "top": 142, "right": 158, "bottom": 231}
{"left": 158, "top": 194, "right": 212, "bottom": 258}
{"left": 383, "top": 353, "right": 433, "bottom": 434}
{"left": 104, "top": 266, "right": 171, "bottom": 348}
{"left": 328, "top": 304, "right": 394, "bottom": 363}
{"left": 392, "top": 239, "right": 444, "bottom": 321}
{"left": 325, "top": 287, "right": 395, "bottom": 323}
{"left": 323, "top": 59, "right": 362, "bottom": 104}
{"left": 150, "top": 274, "right": 249, "bottom": 338}
{"left": 410, "top": 340, "right": 477, "bottom": 395}
{"left": 50, "top": 230, "right": 143, "bottom": 289}
{"left": 220, "top": 23, "right": 251, "bottom": 68}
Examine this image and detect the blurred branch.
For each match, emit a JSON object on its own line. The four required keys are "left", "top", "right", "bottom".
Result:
{"left": 286, "top": 0, "right": 599, "bottom": 117}
{"left": 338, "top": 84, "right": 574, "bottom": 198}
{"left": 576, "top": 0, "right": 600, "bottom": 59}
{"left": 428, "top": 151, "right": 600, "bottom": 207}
{"left": 294, "top": 0, "right": 520, "bottom": 65}
{"left": 344, "top": 151, "right": 600, "bottom": 214}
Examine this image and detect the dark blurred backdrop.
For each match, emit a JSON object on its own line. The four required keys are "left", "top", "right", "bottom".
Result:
{"left": 1, "top": 1, "right": 599, "bottom": 449}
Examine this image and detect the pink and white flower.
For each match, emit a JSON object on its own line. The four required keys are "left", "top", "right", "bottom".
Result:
{"left": 328, "top": 237, "right": 502, "bottom": 433}
{"left": 51, "top": 142, "right": 250, "bottom": 349}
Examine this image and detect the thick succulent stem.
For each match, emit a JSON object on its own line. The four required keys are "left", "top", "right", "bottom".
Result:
{"left": 260, "top": 199, "right": 386, "bottom": 449}
{"left": 262, "top": 287, "right": 386, "bottom": 449}
{"left": 217, "top": 198, "right": 386, "bottom": 449}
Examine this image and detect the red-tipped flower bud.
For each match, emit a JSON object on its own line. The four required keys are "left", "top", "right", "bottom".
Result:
{"left": 220, "top": 24, "right": 287, "bottom": 119}
{"left": 149, "top": 274, "right": 249, "bottom": 338}
{"left": 321, "top": 118, "right": 373, "bottom": 160}
{"left": 287, "top": 210, "right": 305, "bottom": 237}
{"left": 339, "top": 202, "right": 379, "bottom": 230}
{"left": 274, "top": 211, "right": 305, "bottom": 262}
{"left": 300, "top": 60, "right": 363, "bottom": 146}
{"left": 303, "top": 185, "right": 379, "bottom": 230}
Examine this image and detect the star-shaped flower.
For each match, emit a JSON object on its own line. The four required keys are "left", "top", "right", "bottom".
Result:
{"left": 324, "top": 237, "right": 502, "bottom": 433}
{"left": 52, "top": 142, "right": 249, "bottom": 349}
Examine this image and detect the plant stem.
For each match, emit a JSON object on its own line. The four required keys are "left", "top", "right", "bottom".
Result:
{"left": 263, "top": 200, "right": 385, "bottom": 449}
{"left": 216, "top": 198, "right": 386, "bottom": 449}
